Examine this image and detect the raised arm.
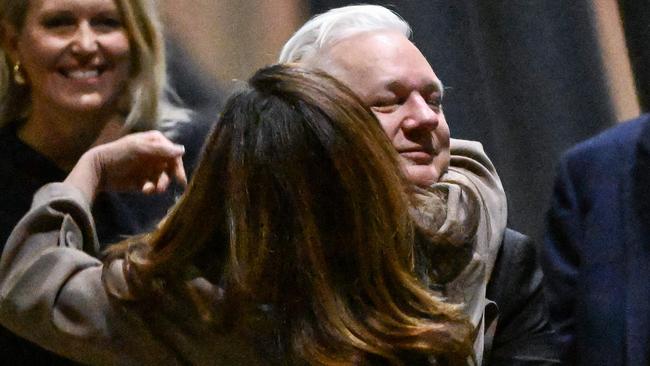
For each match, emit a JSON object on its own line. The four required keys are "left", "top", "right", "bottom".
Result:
{"left": 0, "top": 131, "right": 186, "bottom": 364}
{"left": 66, "top": 131, "right": 187, "bottom": 202}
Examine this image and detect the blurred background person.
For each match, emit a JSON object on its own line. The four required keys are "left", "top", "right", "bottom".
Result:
{"left": 0, "top": 64, "right": 475, "bottom": 365}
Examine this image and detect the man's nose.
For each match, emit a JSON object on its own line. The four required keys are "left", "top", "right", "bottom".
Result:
{"left": 71, "top": 23, "right": 99, "bottom": 55}
{"left": 401, "top": 93, "right": 439, "bottom": 132}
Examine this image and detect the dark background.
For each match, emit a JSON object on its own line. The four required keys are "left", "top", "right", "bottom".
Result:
{"left": 310, "top": 0, "right": 649, "bottom": 244}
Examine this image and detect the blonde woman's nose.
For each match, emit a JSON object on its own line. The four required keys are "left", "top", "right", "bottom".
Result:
{"left": 70, "top": 22, "right": 99, "bottom": 55}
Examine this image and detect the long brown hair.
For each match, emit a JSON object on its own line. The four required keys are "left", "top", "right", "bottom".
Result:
{"left": 108, "top": 64, "right": 473, "bottom": 365}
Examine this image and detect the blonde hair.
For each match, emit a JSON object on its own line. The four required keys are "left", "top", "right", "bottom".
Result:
{"left": 0, "top": 0, "right": 188, "bottom": 131}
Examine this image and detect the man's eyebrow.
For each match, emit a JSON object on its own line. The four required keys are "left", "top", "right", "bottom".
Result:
{"left": 421, "top": 79, "right": 445, "bottom": 97}
{"left": 384, "top": 79, "right": 444, "bottom": 91}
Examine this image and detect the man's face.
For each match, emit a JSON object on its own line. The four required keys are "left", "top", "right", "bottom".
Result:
{"left": 312, "top": 31, "right": 450, "bottom": 187}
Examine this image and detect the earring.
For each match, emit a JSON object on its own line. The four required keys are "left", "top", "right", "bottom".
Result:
{"left": 13, "top": 61, "right": 25, "bottom": 85}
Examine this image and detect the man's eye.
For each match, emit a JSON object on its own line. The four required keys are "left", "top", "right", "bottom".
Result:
{"left": 370, "top": 97, "right": 404, "bottom": 112}
{"left": 428, "top": 96, "right": 443, "bottom": 110}
{"left": 371, "top": 102, "right": 398, "bottom": 113}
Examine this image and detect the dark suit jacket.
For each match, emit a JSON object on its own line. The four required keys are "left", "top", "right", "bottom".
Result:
{"left": 542, "top": 114, "right": 650, "bottom": 365}
{"left": 486, "top": 229, "right": 560, "bottom": 365}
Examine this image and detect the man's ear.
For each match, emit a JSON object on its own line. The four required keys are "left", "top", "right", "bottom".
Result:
{"left": 0, "top": 21, "right": 20, "bottom": 64}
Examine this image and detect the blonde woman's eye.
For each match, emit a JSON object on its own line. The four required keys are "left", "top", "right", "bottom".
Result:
{"left": 41, "top": 14, "right": 75, "bottom": 29}
{"left": 93, "top": 16, "right": 123, "bottom": 30}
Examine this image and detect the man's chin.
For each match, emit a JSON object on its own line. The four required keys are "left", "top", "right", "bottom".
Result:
{"left": 405, "top": 165, "right": 439, "bottom": 187}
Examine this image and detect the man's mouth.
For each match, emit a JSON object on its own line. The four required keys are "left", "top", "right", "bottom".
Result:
{"left": 398, "top": 147, "right": 436, "bottom": 164}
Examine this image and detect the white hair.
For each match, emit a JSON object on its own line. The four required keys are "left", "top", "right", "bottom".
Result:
{"left": 279, "top": 4, "right": 411, "bottom": 64}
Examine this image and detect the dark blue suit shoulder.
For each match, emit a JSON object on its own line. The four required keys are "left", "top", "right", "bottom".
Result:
{"left": 563, "top": 114, "right": 648, "bottom": 164}
{"left": 555, "top": 115, "right": 649, "bottom": 196}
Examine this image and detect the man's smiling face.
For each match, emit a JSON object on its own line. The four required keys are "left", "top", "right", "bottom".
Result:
{"left": 313, "top": 30, "right": 450, "bottom": 187}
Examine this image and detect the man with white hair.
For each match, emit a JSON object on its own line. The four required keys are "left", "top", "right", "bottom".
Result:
{"left": 280, "top": 5, "right": 559, "bottom": 364}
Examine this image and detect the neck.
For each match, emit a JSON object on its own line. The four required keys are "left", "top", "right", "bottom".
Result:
{"left": 18, "top": 104, "right": 125, "bottom": 171}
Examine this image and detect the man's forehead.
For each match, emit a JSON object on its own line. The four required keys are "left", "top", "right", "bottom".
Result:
{"left": 322, "top": 30, "right": 410, "bottom": 65}
{"left": 316, "top": 32, "right": 442, "bottom": 95}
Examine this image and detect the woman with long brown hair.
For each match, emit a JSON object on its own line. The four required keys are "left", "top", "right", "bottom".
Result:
{"left": 0, "top": 64, "right": 473, "bottom": 365}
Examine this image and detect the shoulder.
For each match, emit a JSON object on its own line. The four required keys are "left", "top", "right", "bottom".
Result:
{"left": 562, "top": 114, "right": 649, "bottom": 166}
{"left": 488, "top": 229, "right": 540, "bottom": 295}
{"left": 552, "top": 115, "right": 649, "bottom": 200}
{"left": 0, "top": 126, "right": 23, "bottom": 158}
{"left": 488, "top": 229, "right": 542, "bottom": 318}
{"left": 487, "top": 229, "right": 544, "bottom": 320}
{"left": 486, "top": 229, "right": 560, "bottom": 363}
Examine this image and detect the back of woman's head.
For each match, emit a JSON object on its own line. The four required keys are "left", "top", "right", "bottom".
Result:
{"left": 125, "top": 64, "right": 473, "bottom": 365}
{"left": 0, "top": 0, "right": 184, "bottom": 130}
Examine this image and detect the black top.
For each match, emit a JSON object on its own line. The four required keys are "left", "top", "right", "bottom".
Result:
{"left": 0, "top": 117, "right": 214, "bottom": 363}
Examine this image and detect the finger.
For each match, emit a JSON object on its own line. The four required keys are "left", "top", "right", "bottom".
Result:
{"left": 142, "top": 135, "right": 185, "bottom": 158}
{"left": 142, "top": 130, "right": 165, "bottom": 141}
{"left": 142, "top": 181, "right": 156, "bottom": 195}
{"left": 155, "top": 171, "right": 171, "bottom": 193}
{"left": 171, "top": 155, "right": 187, "bottom": 187}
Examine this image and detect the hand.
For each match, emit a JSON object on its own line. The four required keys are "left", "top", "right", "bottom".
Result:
{"left": 65, "top": 131, "right": 187, "bottom": 202}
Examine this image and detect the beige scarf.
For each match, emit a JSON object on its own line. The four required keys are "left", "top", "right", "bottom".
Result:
{"left": 411, "top": 138, "right": 508, "bottom": 365}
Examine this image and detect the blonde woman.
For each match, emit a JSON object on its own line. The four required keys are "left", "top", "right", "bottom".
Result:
{"left": 0, "top": 0, "right": 198, "bottom": 245}
{"left": 0, "top": 0, "right": 205, "bottom": 362}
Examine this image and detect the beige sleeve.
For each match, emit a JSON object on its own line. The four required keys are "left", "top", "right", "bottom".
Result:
{"left": 0, "top": 183, "right": 171, "bottom": 365}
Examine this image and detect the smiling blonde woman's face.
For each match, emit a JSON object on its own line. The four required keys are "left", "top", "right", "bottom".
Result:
{"left": 9, "top": 0, "right": 131, "bottom": 115}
